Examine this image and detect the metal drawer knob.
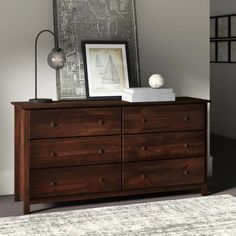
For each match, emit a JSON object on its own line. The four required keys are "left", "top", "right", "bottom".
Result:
{"left": 50, "top": 122, "right": 58, "bottom": 128}
{"left": 50, "top": 152, "right": 58, "bottom": 158}
{"left": 184, "top": 116, "right": 190, "bottom": 121}
{"left": 184, "top": 170, "right": 190, "bottom": 176}
{"left": 141, "top": 118, "right": 148, "bottom": 124}
{"left": 184, "top": 144, "right": 190, "bottom": 149}
{"left": 99, "top": 120, "right": 105, "bottom": 125}
{"left": 50, "top": 181, "right": 58, "bottom": 187}
{"left": 99, "top": 178, "right": 105, "bottom": 183}
{"left": 99, "top": 149, "right": 105, "bottom": 154}
{"left": 141, "top": 174, "right": 148, "bottom": 179}
{"left": 141, "top": 146, "right": 148, "bottom": 151}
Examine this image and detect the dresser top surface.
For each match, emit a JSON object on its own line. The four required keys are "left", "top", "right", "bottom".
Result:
{"left": 11, "top": 97, "right": 209, "bottom": 110}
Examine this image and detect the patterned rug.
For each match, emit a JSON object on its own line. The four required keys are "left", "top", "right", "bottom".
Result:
{"left": 0, "top": 195, "right": 235, "bottom": 236}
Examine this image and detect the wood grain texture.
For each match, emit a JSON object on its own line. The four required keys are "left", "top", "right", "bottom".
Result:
{"left": 30, "top": 183, "right": 203, "bottom": 205}
{"left": 123, "top": 131, "right": 205, "bottom": 162}
{"left": 21, "top": 110, "right": 30, "bottom": 214}
{"left": 12, "top": 97, "right": 209, "bottom": 214}
{"left": 30, "top": 136, "right": 121, "bottom": 169}
{"left": 123, "top": 158, "right": 205, "bottom": 190}
{"left": 30, "top": 164, "right": 121, "bottom": 199}
{"left": 12, "top": 97, "right": 209, "bottom": 110}
{"left": 30, "top": 107, "right": 121, "bottom": 139}
{"left": 123, "top": 104, "right": 205, "bottom": 134}
{"left": 14, "top": 106, "right": 21, "bottom": 201}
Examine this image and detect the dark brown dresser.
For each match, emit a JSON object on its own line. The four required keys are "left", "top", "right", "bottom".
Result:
{"left": 12, "top": 97, "right": 209, "bottom": 214}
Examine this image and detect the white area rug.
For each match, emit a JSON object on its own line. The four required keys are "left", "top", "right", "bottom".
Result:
{"left": 0, "top": 195, "right": 235, "bottom": 236}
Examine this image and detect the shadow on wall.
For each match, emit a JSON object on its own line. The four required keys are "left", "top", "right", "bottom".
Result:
{"left": 209, "top": 134, "right": 236, "bottom": 193}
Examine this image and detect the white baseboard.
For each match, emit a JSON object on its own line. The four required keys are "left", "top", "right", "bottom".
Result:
{"left": 211, "top": 122, "right": 236, "bottom": 140}
{"left": 0, "top": 170, "right": 14, "bottom": 196}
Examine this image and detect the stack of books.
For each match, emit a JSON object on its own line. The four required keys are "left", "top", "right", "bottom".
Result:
{"left": 122, "top": 88, "right": 175, "bottom": 103}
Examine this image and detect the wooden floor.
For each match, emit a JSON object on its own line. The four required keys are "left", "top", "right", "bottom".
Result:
{"left": 0, "top": 134, "right": 235, "bottom": 217}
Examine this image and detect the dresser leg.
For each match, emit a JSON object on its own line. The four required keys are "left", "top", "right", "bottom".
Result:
{"left": 201, "top": 183, "right": 208, "bottom": 196}
{"left": 24, "top": 201, "right": 30, "bottom": 215}
{"left": 14, "top": 195, "right": 21, "bottom": 202}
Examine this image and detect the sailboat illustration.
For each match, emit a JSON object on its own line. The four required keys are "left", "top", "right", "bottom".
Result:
{"left": 95, "top": 54, "right": 103, "bottom": 67}
{"left": 102, "top": 55, "right": 120, "bottom": 84}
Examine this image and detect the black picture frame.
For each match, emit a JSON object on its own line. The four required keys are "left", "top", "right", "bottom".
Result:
{"left": 230, "top": 15, "right": 236, "bottom": 37}
{"left": 210, "top": 18, "right": 217, "bottom": 39}
{"left": 217, "top": 16, "right": 230, "bottom": 38}
{"left": 210, "top": 41, "right": 217, "bottom": 63}
{"left": 82, "top": 41, "right": 130, "bottom": 100}
{"left": 217, "top": 41, "right": 230, "bottom": 62}
{"left": 229, "top": 40, "right": 236, "bottom": 63}
{"left": 210, "top": 14, "right": 235, "bottom": 39}
{"left": 210, "top": 13, "right": 236, "bottom": 63}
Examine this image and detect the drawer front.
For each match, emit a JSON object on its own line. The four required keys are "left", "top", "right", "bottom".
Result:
{"left": 30, "top": 108, "right": 121, "bottom": 139}
{"left": 123, "top": 104, "right": 205, "bottom": 134}
{"left": 123, "top": 131, "right": 205, "bottom": 162}
{"left": 123, "top": 158, "right": 204, "bottom": 190}
{"left": 30, "top": 136, "right": 121, "bottom": 169}
{"left": 30, "top": 164, "right": 121, "bottom": 199}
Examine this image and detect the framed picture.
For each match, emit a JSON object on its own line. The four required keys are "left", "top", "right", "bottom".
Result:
{"left": 83, "top": 41, "right": 130, "bottom": 99}
{"left": 210, "top": 41, "right": 217, "bottom": 62}
{"left": 210, "top": 18, "right": 217, "bottom": 39}
{"left": 54, "top": 0, "right": 140, "bottom": 100}
{"left": 230, "top": 15, "right": 236, "bottom": 37}
{"left": 217, "top": 16, "right": 229, "bottom": 38}
{"left": 230, "top": 40, "right": 236, "bottom": 63}
{"left": 217, "top": 41, "right": 229, "bottom": 62}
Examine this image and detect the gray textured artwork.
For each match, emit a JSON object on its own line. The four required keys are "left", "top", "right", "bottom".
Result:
{"left": 0, "top": 195, "right": 236, "bottom": 235}
{"left": 56, "top": 0, "right": 139, "bottom": 99}
{"left": 231, "top": 16, "right": 236, "bottom": 37}
{"left": 210, "top": 18, "right": 216, "bottom": 38}
{"left": 218, "top": 17, "right": 228, "bottom": 38}
{"left": 218, "top": 41, "right": 228, "bottom": 62}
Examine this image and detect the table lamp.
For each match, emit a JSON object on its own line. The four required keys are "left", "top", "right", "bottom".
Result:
{"left": 29, "top": 0, "right": 66, "bottom": 103}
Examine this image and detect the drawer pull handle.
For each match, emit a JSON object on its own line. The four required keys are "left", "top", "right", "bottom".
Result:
{"left": 99, "top": 149, "right": 105, "bottom": 154}
{"left": 99, "top": 178, "right": 105, "bottom": 183}
{"left": 184, "top": 144, "right": 190, "bottom": 149}
{"left": 50, "top": 122, "right": 58, "bottom": 128}
{"left": 141, "top": 174, "right": 148, "bottom": 179}
{"left": 184, "top": 116, "right": 190, "bottom": 121}
{"left": 141, "top": 119, "right": 148, "bottom": 124}
{"left": 141, "top": 146, "right": 148, "bottom": 151}
{"left": 50, "top": 152, "right": 58, "bottom": 158}
{"left": 184, "top": 170, "right": 190, "bottom": 176}
{"left": 50, "top": 181, "right": 58, "bottom": 187}
{"left": 99, "top": 120, "right": 105, "bottom": 125}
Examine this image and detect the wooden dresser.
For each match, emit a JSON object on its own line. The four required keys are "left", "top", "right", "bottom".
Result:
{"left": 12, "top": 97, "right": 209, "bottom": 214}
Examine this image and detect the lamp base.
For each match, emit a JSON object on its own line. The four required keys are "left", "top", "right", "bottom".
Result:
{"left": 29, "top": 98, "right": 53, "bottom": 103}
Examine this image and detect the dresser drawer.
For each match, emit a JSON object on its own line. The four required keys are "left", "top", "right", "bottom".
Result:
{"left": 123, "top": 158, "right": 204, "bottom": 190}
{"left": 30, "top": 136, "right": 121, "bottom": 169}
{"left": 30, "top": 108, "right": 121, "bottom": 139}
{"left": 123, "top": 131, "right": 205, "bottom": 162}
{"left": 123, "top": 104, "right": 205, "bottom": 134}
{"left": 30, "top": 164, "right": 121, "bottom": 199}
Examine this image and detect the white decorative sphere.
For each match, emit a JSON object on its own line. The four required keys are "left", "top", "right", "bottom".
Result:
{"left": 149, "top": 74, "right": 164, "bottom": 88}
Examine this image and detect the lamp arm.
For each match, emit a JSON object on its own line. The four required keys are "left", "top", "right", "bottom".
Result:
{"left": 34, "top": 30, "right": 54, "bottom": 99}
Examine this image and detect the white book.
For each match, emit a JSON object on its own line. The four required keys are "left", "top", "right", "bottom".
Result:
{"left": 122, "top": 92, "right": 176, "bottom": 103}
{"left": 124, "top": 87, "right": 173, "bottom": 95}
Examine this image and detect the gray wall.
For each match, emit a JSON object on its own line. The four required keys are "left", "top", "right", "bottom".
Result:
{"left": 211, "top": 0, "right": 236, "bottom": 139}
{"left": 0, "top": 0, "right": 210, "bottom": 195}
{"left": 136, "top": 0, "right": 210, "bottom": 99}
